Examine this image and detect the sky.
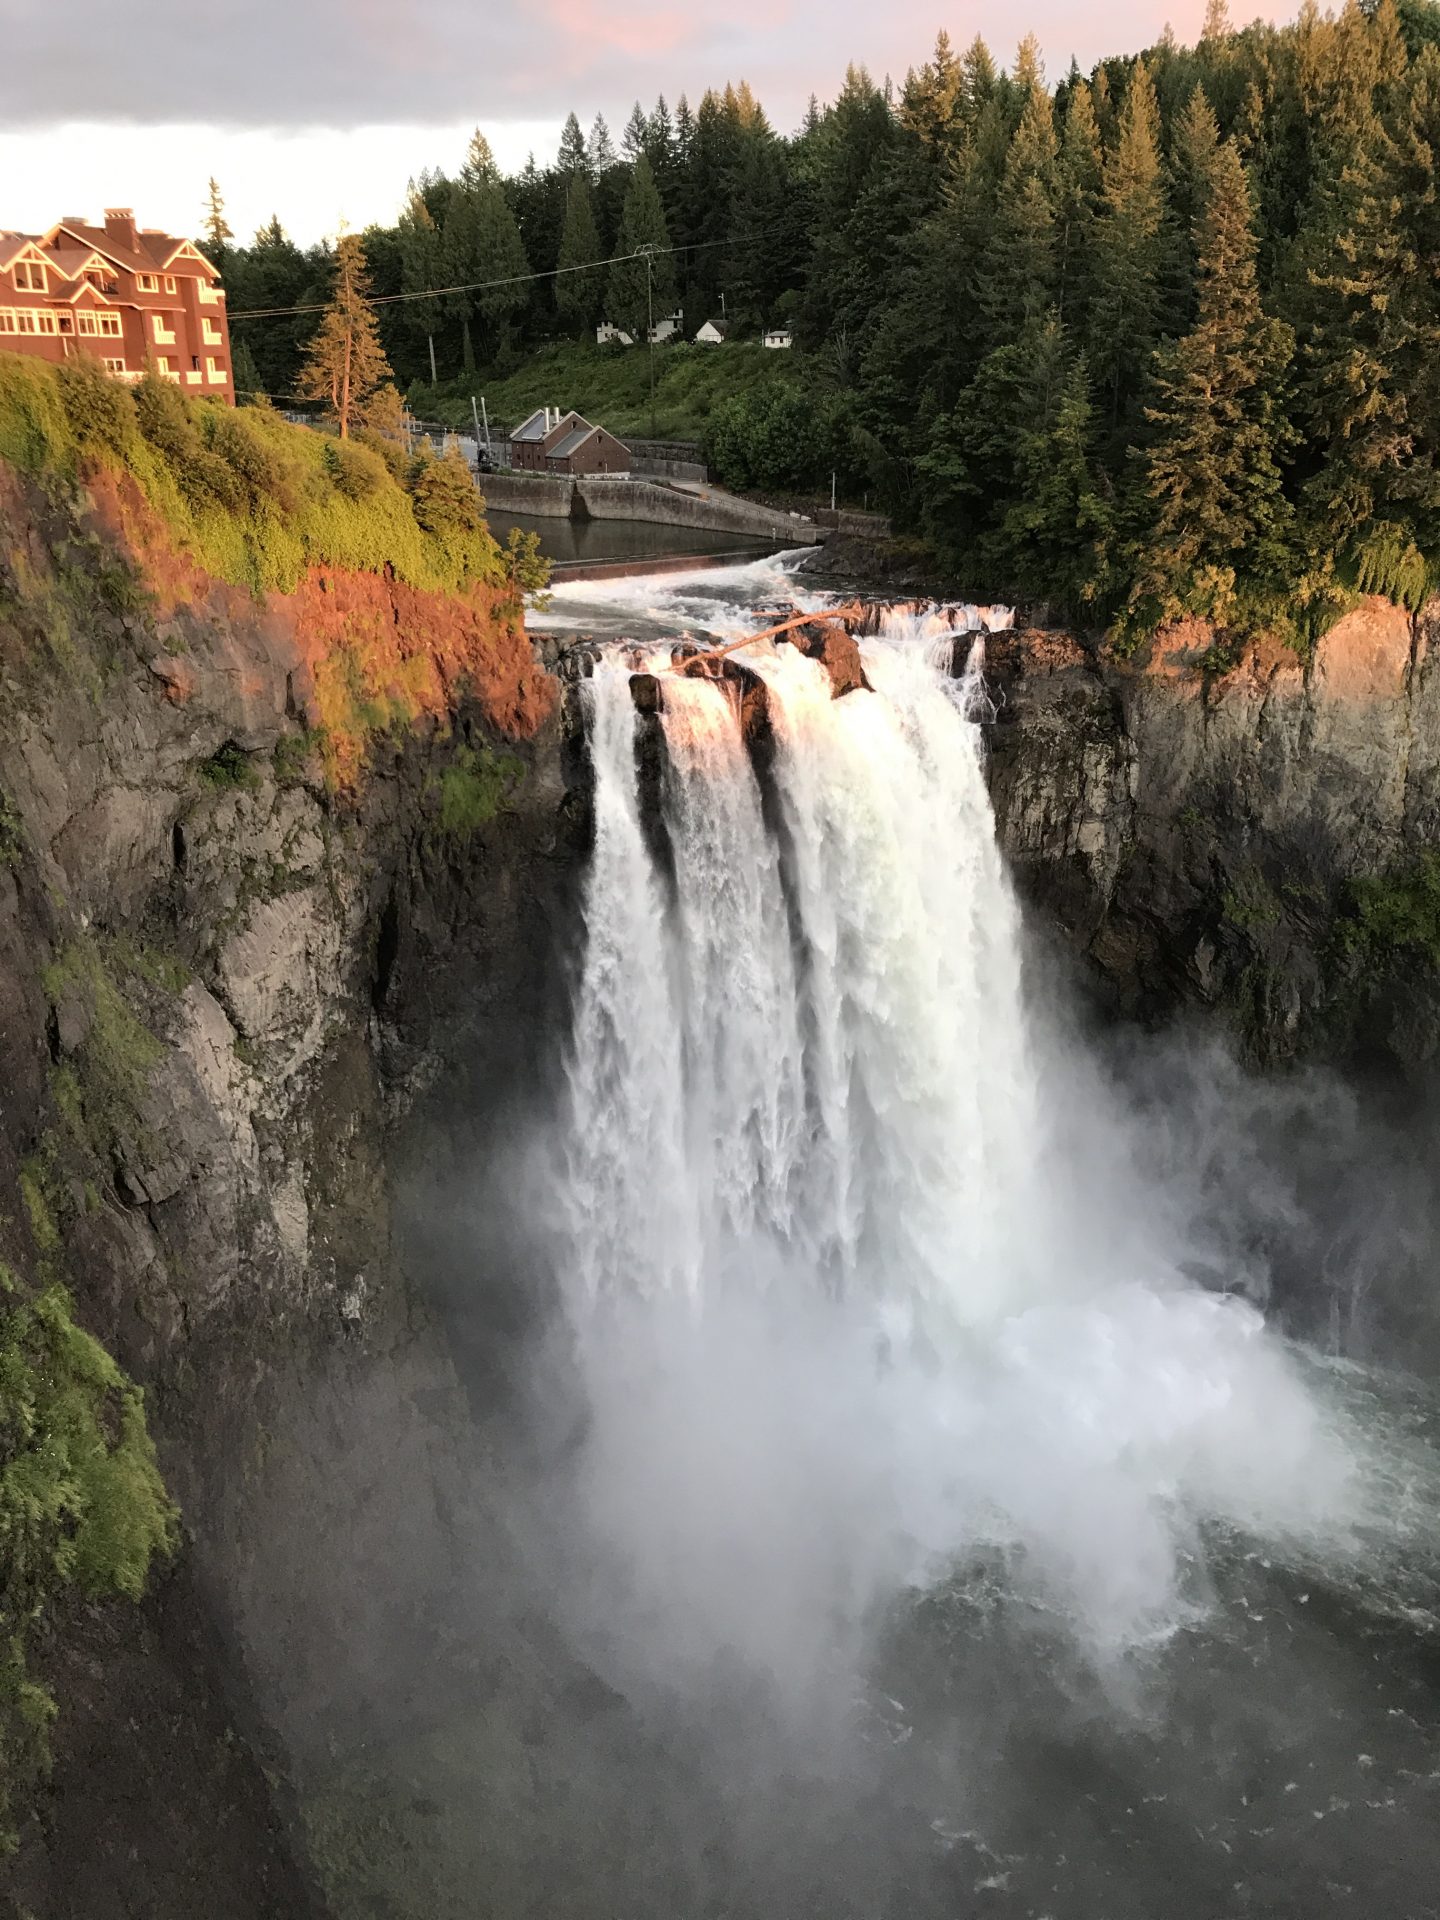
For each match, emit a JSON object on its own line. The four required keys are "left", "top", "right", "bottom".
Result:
{"left": 1, "top": 0, "right": 1291, "bottom": 246}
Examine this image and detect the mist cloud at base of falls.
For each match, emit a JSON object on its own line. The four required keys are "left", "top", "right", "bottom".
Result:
{"left": 547, "top": 596, "right": 1418, "bottom": 1720}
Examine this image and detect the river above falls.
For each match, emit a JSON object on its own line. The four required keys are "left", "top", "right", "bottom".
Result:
{"left": 486, "top": 509, "right": 783, "bottom": 573}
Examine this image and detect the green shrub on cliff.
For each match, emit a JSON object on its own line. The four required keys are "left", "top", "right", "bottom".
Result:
{"left": 1338, "top": 850, "right": 1440, "bottom": 970}
{"left": 434, "top": 743, "right": 524, "bottom": 837}
{"left": 0, "top": 1266, "right": 177, "bottom": 1849}
{"left": 0, "top": 353, "right": 514, "bottom": 603}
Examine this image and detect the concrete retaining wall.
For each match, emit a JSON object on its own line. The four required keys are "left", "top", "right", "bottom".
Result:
{"left": 577, "top": 479, "right": 818, "bottom": 542}
{"left": 478, "top": 472, "right": 575, "bottom": 519}
{"left": 481, "top": 471, "right": 822, "bottom": 543}
{"left": 632, "top": 453, "right": 709, "bottom": 484}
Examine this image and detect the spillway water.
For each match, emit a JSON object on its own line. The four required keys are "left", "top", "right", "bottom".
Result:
{"left": 539, "top": 564, "right": 1440, "bottom": 1917}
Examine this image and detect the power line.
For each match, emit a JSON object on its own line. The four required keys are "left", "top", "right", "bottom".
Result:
{"left": 227, "top": 226, "right": 779, "bottom": 322}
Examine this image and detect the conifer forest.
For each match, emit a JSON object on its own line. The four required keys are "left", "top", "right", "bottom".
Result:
{"left": 216, "top": 0, "right": 1440, "bottom": 637}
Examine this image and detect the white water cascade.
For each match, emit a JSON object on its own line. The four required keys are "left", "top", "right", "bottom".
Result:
{"left": 555, "top": 606, "right": 1366, "bottom": 1672}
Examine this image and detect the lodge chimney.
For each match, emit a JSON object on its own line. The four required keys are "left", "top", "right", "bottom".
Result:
{"left": 104, "top": 207, "right": 138, "bottom": 248}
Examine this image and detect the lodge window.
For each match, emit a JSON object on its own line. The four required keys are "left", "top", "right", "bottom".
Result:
{"left": 13, "top": 261, "right": 47, "bottom": 292}
{"left": 206, "top": 357, "right": 227, "bottom": 383}
{"left": 163, "top": 275, "right": 177, "bottom": 293}
{"left": 136, "top": 272, "right": 159, "bottom": 292}
{"left": 85, "top": 269, "right": 119, "bottom": 294}
{"left": 0, "top": 307, "right": 60, "bottom": 334}
{"left": 77, "top": 311, "right": 123, "bottom": 337}
{"left": 102, "top": 357, "right": 127, "bottom": 373}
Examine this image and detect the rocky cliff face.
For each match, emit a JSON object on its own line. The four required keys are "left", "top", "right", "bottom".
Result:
{"left": 981, "top": 600, "right": 1440, "bottom": 1070}
{"left": 0, "top": 466, "right": 581, "bottom": 1918}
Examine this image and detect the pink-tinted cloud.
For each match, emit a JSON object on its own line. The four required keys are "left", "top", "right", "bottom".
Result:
{"left": 1, "top": 0, "right": 1299, "bottom": 133}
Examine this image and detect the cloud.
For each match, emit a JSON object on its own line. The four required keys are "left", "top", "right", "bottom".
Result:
{"left": 2, "top": 0, "right": 1255, "bottom": 135}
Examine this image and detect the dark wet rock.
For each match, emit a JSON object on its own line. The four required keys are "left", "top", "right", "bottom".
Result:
{"left": 629, "top": 671, "right": 663, "bottom": 714}
{"left": 789, "top": 619, "right": 871, "bottom": 697}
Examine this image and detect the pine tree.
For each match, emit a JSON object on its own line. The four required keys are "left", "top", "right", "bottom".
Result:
{"left": 1167, "top": 84, "right": 1221, "bottom": 327}
{"left": 397, "top": 183, "right": 444, "bottom": 382}
{"left": 557, "top": 112, "right": 589, "bottom": 178}
{"left": 1089, "top": 57, "right": 1168, "bottom": 434}
{"left": 982, "top": 49, "right": 1059, "bottom": 342}
{"left": 231, "top": 335, "right": 262, "bottom": 402}
{"left": 1135, "top": 140, "right": 1294, "bottom": 626}
{"left": 589, "top": 114, "right": 618, "bottom": 173}
{"left": 1202, "top": 0, "right": 1232, "bottom": 43}
{"left": 1056, "top": 80, "right": 1104, "bottom": 329}
{"left": 901, "top": 30, "right": 964, "bottom": 165}
{"left": 673, "top": 95, "right": 696, "bottom": 166}
{"left": 919, "top": 316, "right": 1112, "bottom": 607}
{"left": 606, "top": 154, "right": 675, "bottom": 337}
{"left": 1300, "top": 121, "right": 1429, "bottom": 560}
{"left": 622, "top": 103, "right": 650, "bottom": 163}
{"left": 556, "top": 175, "right": 605, "bottom": 333}
{"left": 441, "top": 132, "right": 531, "bottom": 369}
{"left": 298, "top": 233, "right": 393, "bottom": 439}
{"left": 203, "top": 178, "right": 232, "bottom": 256}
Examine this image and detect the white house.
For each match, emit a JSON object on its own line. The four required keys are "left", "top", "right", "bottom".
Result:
{"left": 647, "top": 311, "right": 683, "bottom": 344}
{"left": 695, "top": 318, "right": 729, "bottom": 345}
{"left": 596, "top": 321, "right": 634, "bottom": 346}
{"left": 762, "top": 328, "right": 793, "bottom": 350}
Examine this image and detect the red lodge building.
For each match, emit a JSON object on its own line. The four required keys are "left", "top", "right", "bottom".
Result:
{"left": 0, "top": 209, "right": 233, "bottom": 400}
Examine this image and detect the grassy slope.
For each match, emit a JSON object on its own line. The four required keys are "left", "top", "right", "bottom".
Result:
{"left": 413, "top": 339, "right": 811, "bottom": 444}
{"left": 0, "top": 351, "right": 506, "bottom": 599}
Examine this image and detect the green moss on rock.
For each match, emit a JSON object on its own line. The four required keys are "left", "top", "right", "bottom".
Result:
{"left": 0, "top": 1265, "right": 177, "bottom": 1849}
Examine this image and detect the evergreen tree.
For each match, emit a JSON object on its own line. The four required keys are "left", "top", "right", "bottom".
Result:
{"left": 1167, "top": 84, "right": 1221, "bottom": 327}
{"left": 673, "top": 94, "right": 696, "bottom": 166}
{"left": 920, "top": 316, "right": 1112, "bottom": 607}
{"left": 589, "top": 114, "right": 619, "bottom": 172}
{"left": 397, "top": 183, "right": 444, "bottom": 382}
{"left": 298, "top": 232, "right": 393, "bottom": 439}
{"left": 441, "top": 131, "right": 531, "bottom": 368}
{"left": 1056, "top": 80, "right": 1104, "bottom": 329}
{"left": 231, "top": 335, "right": 262, "bottom": 401}
{"left": 981, "top": 45, "right": 1059, "bottom": 342}
{"left": 557, "top": 111, "right": 589, "bottom": 178}
{"left": 901, "top": 30, "right": 965, "bottom": 165}
{"left": 202, "top": 178, "right": 232, "bottom": 256}
{"left": 623, "top": 103, "right": 650, "bottom": 163}
{"left": 556, "top": 175, "right": 605, "bottom": 333}
{"left": 606, "top": 154, "right": 675, "bottom": 336}
{"left": 1299, "top": 119, "right": 1432, "bottom": 566}
{"left": 1135, "top": 140, "right": 1294, "bottom": 625}
{"left": 589, "top": 114, "right": 626, "bottom": 252}
{"left": 1089, "top": 57, "right": 1168, "bottom": 434}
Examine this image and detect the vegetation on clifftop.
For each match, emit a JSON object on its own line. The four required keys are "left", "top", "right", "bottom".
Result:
{"left": 0, "top": 352, "right": 542, "bottom": 603}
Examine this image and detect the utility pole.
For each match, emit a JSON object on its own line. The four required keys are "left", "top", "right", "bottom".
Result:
{"left": 642, "top": 244, "right": 657, "bottom": 440}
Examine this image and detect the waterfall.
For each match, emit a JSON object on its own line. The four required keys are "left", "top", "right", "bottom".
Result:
{"left": 556, "top": 611, "right": 1366, "bottom": 1664}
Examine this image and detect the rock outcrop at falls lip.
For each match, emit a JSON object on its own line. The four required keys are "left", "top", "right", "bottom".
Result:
{"left": 787, "top": 618, "right": 872, "bottom": 696}
{"left": 979, "top": 601, "right": 1440, "bottom": 1073}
